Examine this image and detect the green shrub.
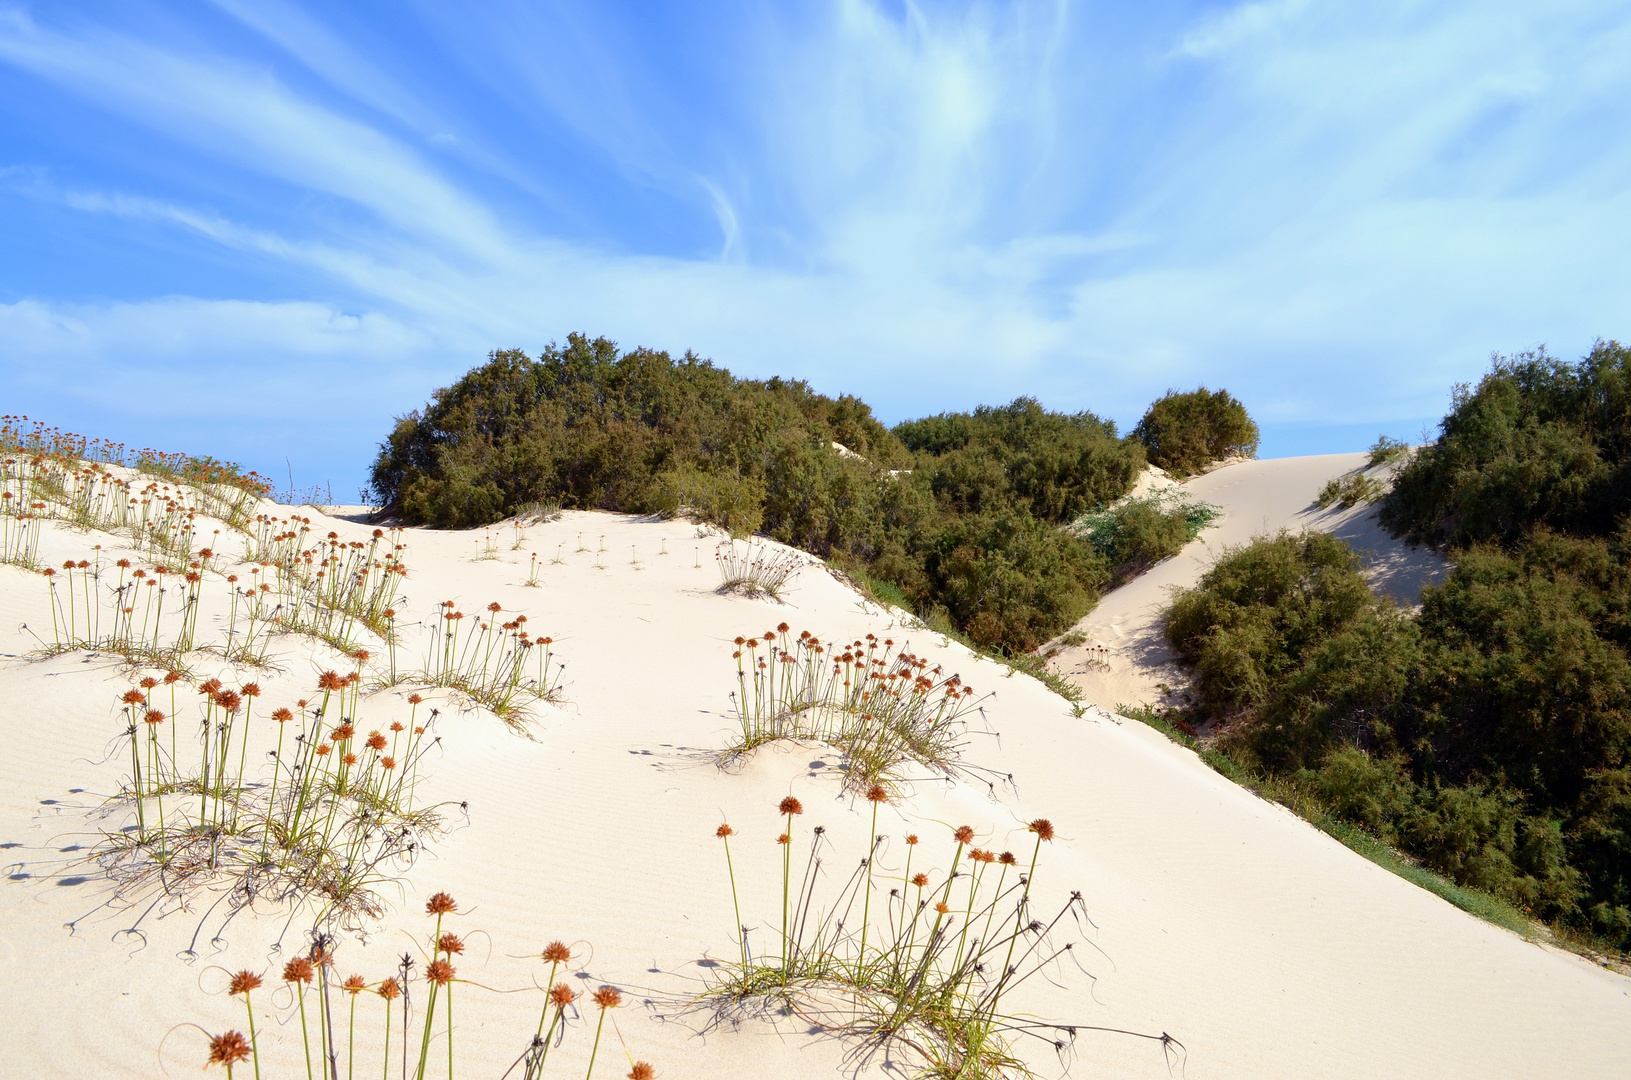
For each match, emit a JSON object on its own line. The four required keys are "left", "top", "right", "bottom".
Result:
{"left": 1131, "top": 387, "right": 1259, "bottom": 478}
{"left": 1316, "top": 471, "right": 1386, "bottom": 510}
{"left": 1074, "top": 490, "right": 1220, "bottom": 584}
{"left": 1160, "top": 524, "right": 1631, "bottom": 944}
{"left": 370, "top": 337, "right": 1152, "bottom": 654}
{"left": 1381, "top": 341, "right": 1631, "bottom": 548}
{"left": 1367, "top": 435, "right": 1411, "bottom": 468}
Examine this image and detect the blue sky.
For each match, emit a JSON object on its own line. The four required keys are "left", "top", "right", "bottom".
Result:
{"left": 2, "top": 0, "right": 1629, "bottom": 498}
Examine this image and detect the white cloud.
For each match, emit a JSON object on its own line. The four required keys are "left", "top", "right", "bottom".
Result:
{"left": 0, "top": 0, "right": 1629, "bottom": 485}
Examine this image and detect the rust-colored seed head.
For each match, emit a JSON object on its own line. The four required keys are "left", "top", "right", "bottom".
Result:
{"left": 367, "top": 733, "right": 387, "bottom": 752}
{"left": 241, "top": 682, "right": 261, "bottom": 698}
{"left": 426, "top": 960, "right": 455, "bottom": 986}
{"left": 935, "top": 902, "right": 950, "bottom": 915}
{"left": 912, "top": 873, "right": 929, "bottom": 888}
{"left": 228, "top": 971, "right": 263, "bottom": 996}
{"left": 954, "top": 825, "right": 975, "bottom": 844}
{"left": 342, "top": 752, "right": 358, "bottom": 767}
{"left": 272, "top": 708, "right": 293, "bottom": 723}
{"left": 208, "top": 1031, "right": 252, "bottom": 1067}
{"left": 381, "top": 757, "right": 397, "bottom": 770}
{"left": 1028, "top": 818, "right": 1055, "bottom": 841}
{"left": 342, "top": 975, "right": 367, "bottom": 994}
{"left": 865, "top": 784, "right": 888, "bottom": 804}
{"left": 283, "top": 958, "right": 314, "bottom": 984}
{"left": 906, "top": 834, "right": 919, "bottom": 846}
{"left": 715, "top": 823, "right": 733, "bottom": 838}
{"left": 139, "top": 676, "right": 158, "bottom": 690}
{"left": 437, "top": 933, "right": 465, "bottom": 956}
{"left": 377, "top": 978, "right": 402, "bottom": 1001}
{"left": 777, "top": 833, "right": 791, "bottom": 846}
{"left": 592, "top": 986, "right": 622, "bottom": 1010}
{"left": 310, "top": 945, "right": 333, "bottom": 968}
{"left": 628, "top": 1063, "right": 655, "bottom": 1080}
{"left": 408, "top": 693, "right": 424, "bottom": 705}
{"left": 541, "top": 941, "right": 571, "bottom": 964}
{"left": 549, "top": 983, "right": 575, "bottom": 1007}
{"left": 426, "top": 891, "right": 457, "bottom": 915}
{"left": 778, "top": 797, "right": 803, "bottom": 816}
{"left": 776, "top": 622, "right": 790, "bottom": 634}
{"left": 144, "top": 709, "right": 165, "bottom": 726}
{"left": 999, "top": 851, "right": 1017, "bottom": 866}
{"left": 121, "top": 689, "right": 146, "bottom": 706}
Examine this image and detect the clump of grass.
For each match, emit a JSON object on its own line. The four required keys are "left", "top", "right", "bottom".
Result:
{"left": 1315, "top": 471, "right": 1387, "bottom": 510}
{"left": 715, "top": 540, "right": 802, "bottom": 599}
{"left": 726, "top": 625, "right": 989, "bottom": 790}
{"left": 704, "top": 804, "right": 1181, "bottom": 1078}
{"left": 194, "top": 900, "right": 651, "bottom": 1080}
{"left": 408, "top": 601, "right": 564, "bottom": 727}
{"left": 1367, "top": 434, "right": 1411, "bottom": 468}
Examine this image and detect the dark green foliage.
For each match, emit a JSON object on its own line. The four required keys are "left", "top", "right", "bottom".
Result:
{"left": 1131, "top": 387, "right": 1259, "bottom": 478}
{"left": 370, "top": 336, "right": 1149, "bottom": 653}
{"left": 1382, "top": 341, "right": 1631, "bottom": 548}
{"left": 1163, "top": 525, "right": 1631, "bottom": 943}
{"left": 1075, "top": 492, "right": 1220, "bottom": 585}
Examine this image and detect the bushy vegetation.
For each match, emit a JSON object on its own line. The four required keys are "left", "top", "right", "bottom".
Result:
{"left": 1159, "top": 345, "right": 1631, "bottom": 949}
{"left": 1382, "top": 342, "right": 1631, "bottom": 548}
{"left": 370, "top": 336, "right": 1156, "bottom": 653}
{"left": 1074, "top": 489, "right": 1220, "bottom": 585}
{"left": 1131, "top": 388, "right": 1259, "bottom": 478}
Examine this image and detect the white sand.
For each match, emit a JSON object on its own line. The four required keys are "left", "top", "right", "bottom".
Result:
{"left": 1, "top": 469, "right": 1627, "bottom": 1079}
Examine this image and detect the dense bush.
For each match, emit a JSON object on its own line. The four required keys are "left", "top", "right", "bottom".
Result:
{"left": 1163, "top": 521, "right": 1631, "bottom": 944}
{"left": 370, "top": 336, "right": 1152, "bottom": 653}
{"left": 1382, "top": 342, "right": 1631, "bottom": 548}
{"left": 1131, "top": 387, "right": 1259, "bottom": 477}
{"left": 1075, "top": 490, "right": 1220, "bottom": 585}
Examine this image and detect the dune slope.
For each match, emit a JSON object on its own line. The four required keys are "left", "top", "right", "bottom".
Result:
{"left": 0, "top": 479, "right": 1626, "bottom": 1080}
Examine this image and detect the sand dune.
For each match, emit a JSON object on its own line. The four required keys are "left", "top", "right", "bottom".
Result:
{"left": 1, "top": 467, "right": 1627, "bottom": 1079}
{"left": 1050, "top": 453, "right": 1453, "bottom": 712}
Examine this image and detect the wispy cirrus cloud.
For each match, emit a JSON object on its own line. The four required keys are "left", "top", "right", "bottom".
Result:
{"left": 0, "top": 0, "right": 1628, "bottom": 491}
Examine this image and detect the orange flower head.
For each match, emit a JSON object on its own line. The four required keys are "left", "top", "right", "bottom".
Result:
{"left": 283, "top": 958, "right": 314, "bottom": 984}
{"left": 911, "top": 873, "right": 929, "bottom": 888}
{"left": 999, "top": 851, "right": 1017, "bottom": 866}
{"left": 144, "top": 709, "right": 165, "bottom": 726}
{"left": 426, "top": 891, "right": 457, "bottom": 915}
{"left": 139, "top": 676, "right": 158, "bottom": 690}
{"left": 377, "top": 978, "right": 402, "bottom": 1001}
{"left": 628, "top": 1064, "right": 655, "bottom": 1080}
{"left": 342, "top": 975, "right": 367, "bottom": 994}
{"left": 342, "top": 753, "right": 358, "bottom": 767}
{"left": 315, "top": 744, "right": 332, "bottom": 757}
{"left": 437, "top": 932, "right": 465, "bottom": 956}
{"left": 954, "top": 826, "right": 975, "bottom": 845}
{"left": 121, "top": 689, "right": 146, "bottom": 706}
{"left": 207, "top": 1031, "right": 252, "bottom": 1067}
{"left": 241, "top": 682, "right": 261, "bottom": 698}
{"left": 367, "top": 733, "right": 388, "bottom": 752}
{"left": 272, "top": 708, "right": 293, "bottom": 723}
{"left": 541, "top": 940, "right": 571, "bottom": 964}
{"left": 778, "top": 797, "right": 803, "bottom": 816}
{"left": 228, "top": 971, "right": 263, "bottom": 996}
{"left": 1027, "top": 818, "right": 1055, "bottom": 842}
{"left": 408, "top": 693, "right": 423, "bottom": 705}
{"left": 426, "top": 960, "right": 455, "bottom": 985}
{"left": 549, "top": 983, "right": 575, "bottom": 1008}
{"left": 390, "top": 721, "right": 405, "bottom": 732}
{"left": 592, "top": 986, "right": 622, "bottom": 1010}
{"left": 715, "top": 823, "right": 733, "bottom": 838}
{"left": 865, "top": 784, "right": 888, "bottom": 804}
{"left": 935, "top": 902, "right": 950, "bottom": 915}
{"left": 777, "top": 833, "right": 790, "bottom": 846}
{"left": 906, "top": 834, "right": 919, "bottom": 846}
